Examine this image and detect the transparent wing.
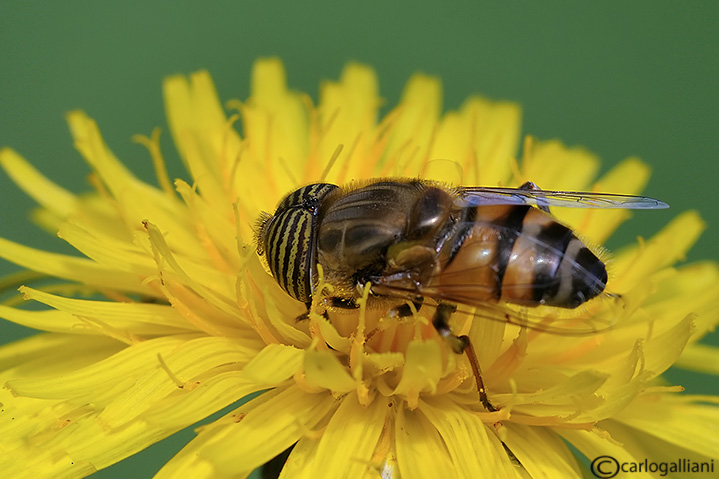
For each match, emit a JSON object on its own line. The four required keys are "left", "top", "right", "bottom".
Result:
{"left": 453, "top": 296, "right": 620, "bottom": 335}
{"left": 372, "top": 284, "right": 621, "bottom": 335}
{"left": 370, "top": 220, "right": 621, "bottom": 335}
{"left": 456, "top": 186, "right": 668, "bottom": 209}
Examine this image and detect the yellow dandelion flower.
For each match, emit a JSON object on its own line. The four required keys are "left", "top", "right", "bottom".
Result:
{"left": 1, "top": 58, "right": 718, "bottom": 479}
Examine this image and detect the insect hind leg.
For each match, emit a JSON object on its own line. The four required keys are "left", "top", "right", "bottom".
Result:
{"left": 432, "top": 302, "right": 498, "bottom": 412}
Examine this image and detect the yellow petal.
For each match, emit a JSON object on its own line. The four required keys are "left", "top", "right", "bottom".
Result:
{"left": 613, "top": 393, "right": 719, "bottom": 458}
{"left": 383, "top": 73, "right": 441, "bottom": 176}
{"left": 420, "top": 396, "right": 519, "bottom": 477}
{"left": 317, "top": 62, "right": 380, "bottom": 183}
{"left": 520, "top": 139, "right": 599, "bottom": 191}
{"left": 676, "top": 343, "right": 719, "bottom": 374}
{"left": 305, "top": 394, "right": 389, "bottom": 479}
{"left": 392, "top": 340, "right": 443, "bottom": 408}
{"left": 465, "top": 98, "right": 521, "bottom": 186}
{"left": 0, "top": 236, "right": 152, "bottom": 294}
{"left": 241, "top": 57, "right": 310, "bottom": 196}
{"left": 0, "top": 147, "right": 77, "bottom": 218}
{"left": 502, "top": 423, "right": 582, "bottom": 479}
{"left": 58, "top": 221, "right": 155, "bottom": 272}
{"left": 569, "top": 157, "right": 652, "bottom": 243}
{"left": 304, "top": 349, "right": 356, "bottom": 393}
{"left": 557, "top": 428, "right": 643, "bottom": 475}
{"left": 644, "top": 261, "right": 719, "bottom": 340}
{"left": 97, "top": 336, "right": 259, "bottom": 427}
{"left": 67, "top": 111, "right": 205, "bottom": 258}
{"left": 5, "top": 335, "right": 194, "bottom": 402}
{"left": 611, "top": 211, "right": 705, "bottom": 293}
{"left": 155, "top": 386, "right": 335, "bottom": 479}
{"left": 642, "top": 314, "right": 694, "bottom": 379}
{"left": 430, "top": 97, "right": 521, "bottom": 186}
{"left": 163, "top": 70, "right": 236, "bottom": 215}
{"left": 2, "top": 287, "right": 194, "bottom": 336}
{"left": 395, "top": 404, "right": 455, "bottom": 479}
{"left": 242, "top": 343, "right": 303, "bottom": 385}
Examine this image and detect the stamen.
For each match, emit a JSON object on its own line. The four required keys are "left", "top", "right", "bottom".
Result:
{"left": 319, "top": 144, "right": 344, "bottom": 182}
{"left": 132, "top": 128, "right": 174, "bottom": 197}
{"left": 157, "top": 353, "right": 185, "bottom": 388}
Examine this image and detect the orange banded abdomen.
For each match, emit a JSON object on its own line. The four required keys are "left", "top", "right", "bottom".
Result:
{"left": 435, "top": 205, "right": 608, "bottom": 308}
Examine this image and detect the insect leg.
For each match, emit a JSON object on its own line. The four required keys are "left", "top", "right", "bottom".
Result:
{"left": 519, "top": 180, "right": 550, "bottom": 213}
{"left": 295, "top": 302, "right": 314, "bottom": 321}
{"left": 432, "top": 302, "right": 497, "bottom": 411}
{"left": 387, "top": 296, "right": 424, "bottom": 318}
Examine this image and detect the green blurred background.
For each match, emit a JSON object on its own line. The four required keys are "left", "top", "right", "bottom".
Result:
{"left": 0, "top": 2, "right": 717, "bottom": 477}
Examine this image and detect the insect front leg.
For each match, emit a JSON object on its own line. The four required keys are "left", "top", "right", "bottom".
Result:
{"left": 432, "top": 302, "right": 498, "bottom": 412}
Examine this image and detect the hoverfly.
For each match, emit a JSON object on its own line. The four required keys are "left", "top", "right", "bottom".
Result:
{"left": 256, "top": 179, "right": 668, "bottom": 410}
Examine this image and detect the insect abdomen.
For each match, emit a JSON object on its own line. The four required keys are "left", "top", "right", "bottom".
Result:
{"left": 436, "top": 205, "right": 607, "bottom": 308}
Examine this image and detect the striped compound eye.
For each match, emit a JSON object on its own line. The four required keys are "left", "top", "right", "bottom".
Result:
{"left": 258, "top": 183, "right": 338, "bottom": 303}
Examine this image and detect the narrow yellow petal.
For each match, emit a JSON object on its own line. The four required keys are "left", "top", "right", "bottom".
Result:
{"left": 676, "top": 343, "right": 719, "bottom": 374}
{"left": 143, "top": 220, "right": 236, "bottom": 315}
{"left": 507, "top": 369, "right": 608, "bottom": 419}
{"left": 557, "top": 428, "right": 643, "bottom": 475}
{"left": 502, "top": 423, "right": 582, "bottom": 479}
{"left": 420, "top": 396, "right": 519, "bottom": 478}
{"left": 383, "top": 73, "right": 441, "bottom": 176}
{"left": 22, "top": 288, "right": 193, "bottom": 330}
{"left": 66, "top": 110, "right": 137, "bottom": 198}
{"left": 0, "top": 147, "right": 77, "bottom": 217}
{"left": 304, "top": 349, "right": 356, "bottom": 393}
{"left": 57, "top": 221, "right": 155, "bottom": 272}
{"left": 1, "top": 287, "right": 194, "bottom": 336}
{"left": 141, "top": 372, "right": 264, "bottom": 429}
{"left": 278, "top": 433, "right": 321, "bottom": 479}
{"left": 0, "top": 236, "right": 153, "bottom": 294}
{"left": 520, "top": 139, "right": 599, "bottom": 191}
{"left": 97, "top": 336, "right": 258, "bottom": 427}
{"left": 155, "top": 386, "right": 335, "bottom": 479}
{"left": 642, "top": 314, "right": 694, "bottom": 379}
{"left": 317, "top": 62, "right": 380, "bottom": 183}
{"left": 242, "top": 343, "right": 303, "bottom": 385}
{"left": 306, "top": 394, "right": 388, "bottom": 479}
{"left": 395, "top": 405, "right": 455, "bottom": 479}
{"left": 429, "top": 97, "right": 521, "bottom": 187}
{"left": 163, "top": 72, "right": 227, "bottom": 212}
{"left": 0, "top": 445, "right": 97, "bottom": 478}
{"left": 644, "top": 261, "right": 719, "bottom": 339}
{"left": 262, "top": 290, "right": 312, "bottom": 347}
{"left": 163, "top": 70, "right": 241, "bottom": 190}
{"left": 67, "top": 111, "right": 207, "bottom": 258}
{"left": 5, "top": 335, "right": 195, "bottom": 403}
{"left": 611, "top": 211, "right": 706, "bottom": 293}
{"left": 0, "top": 305, "right": 83, "bottom": 335}
{"left": 613, "top": 393, "right": 719, "bottom": 458}
{"left": 242, "top": 58, "right": 310, "bottom": 196}
{"left": 0, "top": 333, "right": 122, "bottom": 377}
{"left": 392, "top": 340, "right": 443, "bottom": 408}
{"left": 174, "top": 180, "right": 239, "bottom": 273}
{"left": 571, "top": 157, "right": 652, "bottom": 243}
{"left": 465, "top": 98, "right": 521, "bottom": 186}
